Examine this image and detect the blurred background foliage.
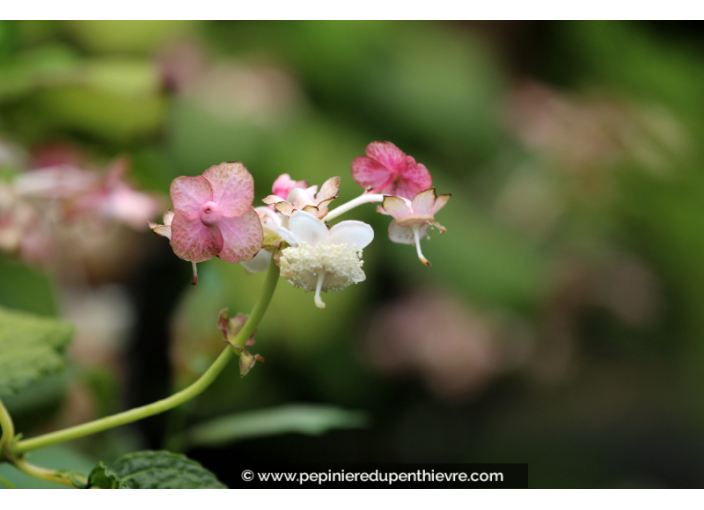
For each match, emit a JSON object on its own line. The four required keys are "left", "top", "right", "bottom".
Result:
{"left": 1, "top": 20, "right": 704, "bottom": 488}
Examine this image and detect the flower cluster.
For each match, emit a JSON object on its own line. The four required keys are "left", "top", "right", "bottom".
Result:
{"left": 1, "top": 155, "right": 163, "bottom": 265}
{"left": 153, "top": 142, "right": 450, "bottom": 308}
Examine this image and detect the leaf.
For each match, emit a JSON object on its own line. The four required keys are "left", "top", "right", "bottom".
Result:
{"left": 185, "top": 404, "right": 369, "bottom": 448}
{"left": 87, "top": 462, "right": 126, "bottom": 489}
{"left": 94, "top": 451, "right": 226, "bottom": 489}
{"left": 0, "top": 306, "right": 73, "bottom": 396}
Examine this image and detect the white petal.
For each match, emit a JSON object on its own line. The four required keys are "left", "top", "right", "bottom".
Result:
{"left": 329, "top": 220, "right": 374, "bottom": 251}
{"left": 287, "top": 187, "right": 314, "bottom": 209}
{"left": 276, "top": 226, "right": 299, "bottom": 246}
{"left": 288, "top": 210, "right": 329, "bottom": 247}
{"left": 241, "top": 249, "right": 272, "bottom": 273}
{"left": 388, "top": 220, "right": 427, "bottom": 245}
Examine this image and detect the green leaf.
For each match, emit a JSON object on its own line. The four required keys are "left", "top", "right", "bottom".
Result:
{"left": 185, "top": 404, "right": 369, "bottom": 448}
{"left": 87, "top": 462, "right": 126, "bottom": 489}
{"left": 0, "top": 306, "right": 73, "bottom": 396}
{"left": 95, "top": 451, "right": 226, "bottom": 489}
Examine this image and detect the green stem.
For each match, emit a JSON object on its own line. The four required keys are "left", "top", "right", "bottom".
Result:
{"left": 12, "top": 458, "right": 86, "bottom": 488}
{"left": 0, "top": 398, "right": 14, "bottom": 455}
{"left": 11, "top": 258, "right": 280, "bottom": 456}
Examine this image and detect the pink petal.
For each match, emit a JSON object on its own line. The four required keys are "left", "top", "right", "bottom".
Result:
{"left": 381, "top": 196, "right": 412, "bottom": 220}
{"left": 216, "top": 208, "right": 263, "bottom": 263}
{"left": 411, "top": 188, "right": 437, "bottom": 215}
{"left": 170, "top": 214, "right": 223, "bottom": 262}
{"left": 274, "top": 201, "right": 295, "bottom": 216}
{"left": 316, "top": 176, "right": 340, "bottom": 202}
{"left": 351, "top": 156, "right": 392, "bottom": 191}
{"left": 272, "top": 174, "right": 308, "bottom": 199}
{"left": 329, "top": 220, "right": 374, "bottom": 251}
{"left": 392, "top": 157, "right": 432, "bottom": 200}
{"left": 431, "top": 193, "right": 451, "bottom": 215}
{"left": 170, "top": 175, "right": 212, "bottom": 221}
{"left": 366, "top": 142, "right": 407, "bottom": 173}
{"left": 262, "top": 195, "right": 286, "bottom": 205}
{"left": 203, "top": 162, "right": 254, "bottom": 217}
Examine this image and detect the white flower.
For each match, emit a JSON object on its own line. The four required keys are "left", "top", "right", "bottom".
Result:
{"left": 277, "top": 210, "right": 374, "bottom": 308}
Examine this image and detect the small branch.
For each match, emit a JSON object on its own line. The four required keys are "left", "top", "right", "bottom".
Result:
{"left": 0, "top": 398, "right": 15, "bottom": 456}
{"left": 11, "top": 256, "right": 281, "bottom": 456}
{"left": 323, "top": 193, "right": 385, "bottom": 222}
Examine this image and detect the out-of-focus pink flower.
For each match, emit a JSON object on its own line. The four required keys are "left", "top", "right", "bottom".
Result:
{"left": 69, "top": 157, "right": 163, "bottom": 230}
{"left": 351, "top": 142, "right": 432, "bottom": 200}
{"left": 169, "top": 162, "right": 263, "bottom": 264}
{"left": 14, "top": 166, "right": 98, "bottom": 200}
{"left": 271, "top": 174, "right": 308, "bottom": 200}
{"left": 380, "top": 188, "right": 450, "bottom": 266}
{"left": 262, "top": 177, "right": 340, "bottom": 220}
{"left": 367, "top": 291, "right": 509, "bottom": 400}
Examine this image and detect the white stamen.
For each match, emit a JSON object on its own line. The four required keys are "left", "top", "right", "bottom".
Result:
{"left": 314, "top": 271, "right": 326, "bottom": 308}
{"left": 323, "top": 193, "right": 385, "bottom": 222}
{"left": 412, "top": 226, "right": 431, "bottom": 266}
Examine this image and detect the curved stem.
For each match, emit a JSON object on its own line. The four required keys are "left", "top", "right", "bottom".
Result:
{"left": 12, "top": 458, "right": 86, "bottom": 488}
{"left": 11, "top": 258, "right": 281, "bottom": 456}
{"left": 0, "top": 398, "right": 14, "bottom": 454}
{"left": 323, "top": 194, "right": 385, "bottom": 222}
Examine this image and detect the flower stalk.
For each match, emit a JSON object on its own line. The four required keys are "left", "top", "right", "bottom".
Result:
{"left": 10, "top": 256, "right": 280, "bottom": 456}
{"left": 323, "top": 193, "right": 385, "bottom": 222}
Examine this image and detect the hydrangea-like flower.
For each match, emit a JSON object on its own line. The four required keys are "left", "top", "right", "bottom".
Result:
{"left": 351, "top": 142, "right": 432, "bottom": 200}
{"left": 381, "top": 188, "right": 450, "bottom": 266}
{"left": 168, "top": 162, "right": 263, "bottom": 265}
{"left": 271, "top": 174, "right": 308, "bottom": 200}
{"left": 262, "top": 177, "right": 340, "bottom": 220}
{"left": 277, "top": 210, "right": 374, "bottom": 308}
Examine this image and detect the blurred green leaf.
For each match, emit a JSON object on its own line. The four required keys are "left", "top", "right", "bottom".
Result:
{"left": 86, "top": 462, "right": 126, "bottom": 489}
{"left": 0, "top": 305, "right": 73, "bottom": 396}
{"left": 185, "top": 404, "right": 369, "bottom": 447}
{"left": 90, "top": 451, "right": 226, "bottom": 489}
{"left": 64, "top": 21, "right": 197, "bottom": 54}
{"left": 0, "top": 256, "right": 57, "bottom": 316}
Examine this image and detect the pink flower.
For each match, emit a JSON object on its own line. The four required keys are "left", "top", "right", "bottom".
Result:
{"left": 351, "top": 142, "right": 432, "bottom": 200}
{"left": 169, "top": 162, "right": 263, "bottom": 264}
{"left": 271, "top": 174, "right": 308, "bottom": 200}
{"left": 262, "top": 176, "right": 340, "bottom": 220}
{"left": 381, "top": 188, "right": 450, "bottom": 266}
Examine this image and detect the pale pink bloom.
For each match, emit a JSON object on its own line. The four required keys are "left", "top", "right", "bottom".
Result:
{"left": 14, "top": 166, "right": 98, "bottom": 199}
{"left": 70, "top": 157, "right": 163, "bottom": 230}
{"left": 367, "top": 291, "right": 505, "bottom": 400}
{"left": 277, "top": 210, "right": 374, "bottom": 309}
{"left": 271, "top": 174, "right": 308, "bottom": 200}
{"left": 169, "top": 162, "right": 263, "bottom": 265}
{"left": 381, "top": 188, "right": 450, "bottom": 266}
{"left": 351, "top": 142, "right": 432, "bottom": 200}
{"left": 262, "top": 177, "right": 340, "bottom": 220}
